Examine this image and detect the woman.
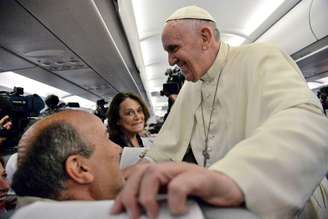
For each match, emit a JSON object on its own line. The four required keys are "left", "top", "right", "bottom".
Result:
{"left": 107, "top": 92, "right": 150, "bottom": 148}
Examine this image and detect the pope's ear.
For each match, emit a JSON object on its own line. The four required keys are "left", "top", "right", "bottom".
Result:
{"left": 65, "top": 155, "right": 94, "bottom": 184}
{"left": 200, "top": 26, "right": 213, "bottom": 48}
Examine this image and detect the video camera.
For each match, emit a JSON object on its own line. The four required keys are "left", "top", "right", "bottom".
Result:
{"left": 94, "top": 99, "right": 108, "bottom": 122}
{"left": 0, "top": 87, "right": 44, "bottom": 152}
{"left": 159, "top": 67, "right": 185, "bottom": 122}
{"left": 160, "top": 67, "right": 185, "bottom": 97}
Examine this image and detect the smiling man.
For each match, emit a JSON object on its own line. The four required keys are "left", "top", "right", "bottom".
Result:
{"left": 162, "top": 15, "right": 219, "bottom": 83}
{"left": 112, "top": 5, "right": 328, "bottom": 219}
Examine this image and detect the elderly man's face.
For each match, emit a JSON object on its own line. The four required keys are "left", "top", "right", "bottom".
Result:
{"left": 162, "top": 21, "right": 207, "bottom": 82}
{"left": 84, "top": 115, "right": 124, "bottom": 200}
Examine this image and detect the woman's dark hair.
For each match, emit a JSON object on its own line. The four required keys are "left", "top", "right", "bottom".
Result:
{"left": 106, "top": 92, "right": 150, "bottom": 139}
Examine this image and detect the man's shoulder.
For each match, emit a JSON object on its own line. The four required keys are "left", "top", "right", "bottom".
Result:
{"left": 236, "top": 42, "right": 280, "bottom": 53}
{"left": 229, "top": 42, "right": 283, "bottom": 62}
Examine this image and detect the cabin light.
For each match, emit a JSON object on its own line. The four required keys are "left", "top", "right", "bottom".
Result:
{"left": 0, "top": 71, "right": 95, "bottom": 109}
{"left": 306, "top": 76, "right": 328, "bottom": 90}
{"left": 316, "top": 76, "right": 328, "bottom": 85}
{"left": 243, "top": 0, "right": 286, "bottom": 35}
{"left": 0, "top": 71, "right": 69, "bottom": 97}
{"left": 307, "top": 82, "right": 322, "bottom": 90}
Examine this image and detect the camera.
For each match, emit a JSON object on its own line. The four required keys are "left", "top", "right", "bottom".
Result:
{"left": 159, "top": 67, "right": 185, "bottom": 122}
{"left": 160, "top": 67, "right": 185, "bottom": 97}
{"left": 0, "top": 87, "right": 44, "bottom": 152}
{"left": 94, "top": 99, "right": 108, "bottom": 122}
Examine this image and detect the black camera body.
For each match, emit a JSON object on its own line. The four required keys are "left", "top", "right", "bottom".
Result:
{"left": 0, "top": 87, "right": 45, "bottom": 152}
{"left": 94, "top": 99, "right": 108, "bottom": 122}
{"left": 160, "top": 67, "right": 185, "bottom": 97}
{"left": 159, "top": 67, "right": 185, "bottom": 122}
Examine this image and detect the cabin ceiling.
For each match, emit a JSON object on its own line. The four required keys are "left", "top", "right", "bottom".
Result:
{"left": 0, "top": 0, "right": 327, "bottom": 116}
{"left": 0, "top": 0, "right": 147, "bottom": 108}
{"left": 119, "top": 0, "right": 328, "bottom": 116}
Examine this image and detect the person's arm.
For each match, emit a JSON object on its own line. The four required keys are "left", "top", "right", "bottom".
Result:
{"left": 145, "top": 82, "right": 201, "bottom": 162}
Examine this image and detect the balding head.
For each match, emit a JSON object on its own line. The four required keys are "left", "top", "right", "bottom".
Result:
{"left": 12, "top": 110, "right": 123, "bottom": 200}
{"left": 17, "top": 110, "right": 97, "bottom": 167}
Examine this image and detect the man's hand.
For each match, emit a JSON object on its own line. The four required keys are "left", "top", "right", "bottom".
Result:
{"left": 111, "top": 162, "right": 244, "bottom": 219}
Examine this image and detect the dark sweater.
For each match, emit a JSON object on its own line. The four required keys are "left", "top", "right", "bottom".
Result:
{"left": 110, "top": 133, "right": 144, "bottom": 148}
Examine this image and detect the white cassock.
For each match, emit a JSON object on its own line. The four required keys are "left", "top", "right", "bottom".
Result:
{"left": 146, "top": 42, "right": 328, "bottom": 219}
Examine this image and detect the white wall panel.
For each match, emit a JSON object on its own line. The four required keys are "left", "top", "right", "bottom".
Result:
{"left": 311, "top": 0, "right": 328, "bottom": 39}
{"left": 256, "top": 0, "right": 316, "bottom": 55}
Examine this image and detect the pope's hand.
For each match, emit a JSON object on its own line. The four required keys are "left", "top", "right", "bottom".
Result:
{"left": 111, "top": 162, "right": 244, "bottom": 219}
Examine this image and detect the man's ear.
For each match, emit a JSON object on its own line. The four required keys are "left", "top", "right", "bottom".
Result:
{"left": 200, "top": 26, "right": 212, "bottom": 50}
{"left": 65, "top": 155, "right": 94, "bottom": 184}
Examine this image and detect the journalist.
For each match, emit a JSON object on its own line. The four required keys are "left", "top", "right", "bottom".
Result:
{"left": 106, "top": 92, "right": 150, "bottom": 148}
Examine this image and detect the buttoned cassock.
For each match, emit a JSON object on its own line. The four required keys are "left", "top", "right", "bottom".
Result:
{"left": 146, "top": 42, "right": 328, "bottom": 218}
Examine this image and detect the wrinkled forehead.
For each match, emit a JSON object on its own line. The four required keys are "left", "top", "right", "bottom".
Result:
{"left": 162, "top": 20, "right": 198, "bottom": 40}
{"left": 163, "top": 20, "right": 184, "bottom": 35}
{"left": 162, "top": 22, "right": 183, "bottom": 43}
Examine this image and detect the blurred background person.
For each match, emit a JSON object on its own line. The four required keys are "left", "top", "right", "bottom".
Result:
{"left": 0, "top": 157, "right": 10, "bottom": 213}
{"left": 107, "top": 92, "right": 150, "bottom": 148}
{"left": 0, "top": 115, "right": 13, "bottom": 147}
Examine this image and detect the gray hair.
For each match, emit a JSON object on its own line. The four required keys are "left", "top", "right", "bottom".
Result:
{"left": 12, "top": 122, "right": 94, "bottom": 199}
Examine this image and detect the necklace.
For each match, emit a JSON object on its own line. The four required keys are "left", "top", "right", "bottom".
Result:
{"left": 200, "top": 71, "right": 222, "bottom": 167}
{"left": 200, "top": 46, "right": 229, "bottom": 167}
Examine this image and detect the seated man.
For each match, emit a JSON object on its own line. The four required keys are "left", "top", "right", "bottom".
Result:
{"left": 11, "top": 110, "right": 124, "bottom": 202}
